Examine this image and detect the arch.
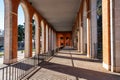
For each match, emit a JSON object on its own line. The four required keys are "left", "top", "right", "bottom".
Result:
{"left": 20, "top": 1, "right": 29, "bottom": 32}
{"left": 18, "top": 1, "right": 30, "bottom": 58}
{"left": 32, "top": 13, "right": 39, "bottom": 55}
{"left": 41, "top": 20, "right": 45, "bottom": 53}
{"left": 17, "top": 4, "right": 25, "bottom": 60}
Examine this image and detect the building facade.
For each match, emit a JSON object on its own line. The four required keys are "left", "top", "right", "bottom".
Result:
{"left": 56, "top": 32, "right": 72, "bottom": 48}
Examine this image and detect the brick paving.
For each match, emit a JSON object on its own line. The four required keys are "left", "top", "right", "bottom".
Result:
{"left": 29, "top": 49, "right": 120, "bottom": 80}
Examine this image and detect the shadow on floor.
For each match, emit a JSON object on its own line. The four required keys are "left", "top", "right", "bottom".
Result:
{"left": 38, "top": 61, "right": 120, "bottom": 80}
{"left": 12, "top": 62, "right": 35, "bottom": 71}
{"left": 54, "top": 55, "right": 102, "bottom": 63}
{"left": 58, "top": 51, "right": 87, "bottom": 56}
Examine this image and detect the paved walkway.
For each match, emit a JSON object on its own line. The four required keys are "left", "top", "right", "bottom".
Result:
{"left": 29, "top": 49, "right": 120, "bottom": 80}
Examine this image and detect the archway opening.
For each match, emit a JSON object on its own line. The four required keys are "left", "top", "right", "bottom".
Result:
{"left": 0, "top": 0, "right": 4, "bottom": 64}
{"left": 17, "top": 4, "right": 25, "bottom": 60}
{"left": 32, "top": 16, "right": 35, "bottom": 56}
{"left": 32, "top": 14, "right": 39, "bottom": 56}
{"left": 97, "top": 0, "right": 102, "bottom": 59}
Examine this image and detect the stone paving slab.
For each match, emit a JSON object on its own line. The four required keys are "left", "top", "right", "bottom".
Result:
{"left": 29, "top": 49, "right": 120, "bottom": 80}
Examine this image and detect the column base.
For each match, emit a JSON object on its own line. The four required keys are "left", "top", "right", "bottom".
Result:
{"left": 87, "top": 54, "right": 90, "bottom": 58}
{"left": 103, "top": 62, "right": 111, "bottom": 71}
{"left": 4, "top": 58, "right": 17, "bottom": 64}
{"left": 80, "top": 52, "right": 84, "bottom": 54}
{"left": 111, "top": 66, "right": 120, "bottom": 73}
{"left": 77, "top": 50, "right": 80, "bottom": 52}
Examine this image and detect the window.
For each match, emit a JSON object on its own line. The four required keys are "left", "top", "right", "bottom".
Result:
{"left": 60, "top": 37, "right": 63, "bottom": 40}
{"left": 66, "top": 37, "right": 69, "bottom": 40}
{"left": 66, "top": 43, "right": 69, "bottom": 46}
{"left": 61, "top": 43, "right": 64, "bottom": 46}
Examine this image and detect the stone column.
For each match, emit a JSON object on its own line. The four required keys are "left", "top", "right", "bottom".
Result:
{"left": 89, "top": 0, "right": 97, "bottom": 58}
{"left": 74, "top": 29, "right": 77, "bottom": 49}
{"left": 41, "top": 21, "right": 44, "bottom": 53}
{"left": 83, "top": 1, "right": 87, "bottom": 53}
{"left": 110, "top": 0, "right": 120, "bottom": 72}
{"left": 48, "top": 27, "right": 50, "bottom": 51}
{"left": 77, "top": 30, "right": 80, "bottom": 52}
{"left": 35, "top": 21, "right": 40, "bottom": 54}
{"left": 48, "top": 28, "right": 51, "bottom": 51}
{"left": 80, "top": 11, "right": 84, "bottom": 53}
{"left": 51, "top": 30, "right": 53, "bottom": 50}
{"left": 53, "top": 31, "right": 55, "bottom": 49}
{"left": 87, "top": 17, "right": 91, "bottom": 57}
{"left": 4, "top": 4, "right": 18, "bottom": 64}
{"left": 77, "top": 14, "right": 81, "bottom": 52}
{"left": 102, "top": 0, "right": 111, "bottom": 70}
{"left": 44, "top": 23, "right": 46, "bottom": 53}
{"left": 28, "top": 21, "right": 33, "bottom": 57}
{"left": 50, "top": 28, "right": 52, "bottom": 50}
{"left": 46, "top": 25, "right": 48, "bottom": 52}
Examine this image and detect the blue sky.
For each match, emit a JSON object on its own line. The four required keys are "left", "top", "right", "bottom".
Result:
{"left": 0, "top": 0, "right": 24, "bottom": 30}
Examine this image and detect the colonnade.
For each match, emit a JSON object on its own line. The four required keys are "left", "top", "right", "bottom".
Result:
{"left": 3, "top": 0, "right": 120, "bottom": 72}
{"left": 72, "top": 0, "right": 120, "bottom": 72}
{"left": 4, "top": 0, "right": 56, "bottom": 64}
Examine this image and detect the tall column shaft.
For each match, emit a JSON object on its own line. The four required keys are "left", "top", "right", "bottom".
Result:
{"left": 54, "top": 32, "right": 56, "bottom": 49}
{"left": 46, "top": 25, "right": 48, "bottom": 52}
{"left": 102, "top": 0, "right": 111, "bottom": 70}
{"left": 51, "top": 30, "right": 54, "bottom": 50}
{"left": 35, "top": 21, "right": 40, "bottom": 54}
{"left": 44, "top": 23, "right": 46, "bottom": 52}
{"left": 77, "top": 30, "right": 80, "bottom": 52}
{"left": 80, "top": 12, "right": 84, "bottom": 53}
{"left": 110, "top": 0, "right": 120, "bottom": 72}
{"left": 41, "top": 22, "right": 44, "bottom": 53}
{"left": 4, "top": 11, "right": 17, "bottom": 63}
{"left": 83, "top": 1, "right": 87, "bottom": 53}
{"left": 90, "top": 0, "right": 97, "bottom": 58}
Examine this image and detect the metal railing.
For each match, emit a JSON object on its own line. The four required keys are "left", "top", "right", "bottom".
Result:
{"left": 0, "top": 48, "right": 60, "bottom": 80}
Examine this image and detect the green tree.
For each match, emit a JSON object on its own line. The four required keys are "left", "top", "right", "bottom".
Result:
{"left": 18, "top": 24, "right": 24, "bottom": 41}
{"left": 32, "top": 19, "right": 35, "bottom": 38}
{"left": 97, "top": 0, "right": 102, "bottom": 16}
{"left": 32, "top": 19, "right": 35, "bottom": 49}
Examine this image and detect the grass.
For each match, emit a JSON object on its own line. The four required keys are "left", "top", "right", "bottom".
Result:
{"left": 32, "top": 49, "right": 35, "bottom": 52}
{"left": 0, "top": 52, "right": 4, "bottom": 56}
